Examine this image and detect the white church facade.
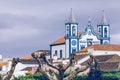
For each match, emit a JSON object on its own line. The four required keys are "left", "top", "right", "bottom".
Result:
{"left": 50, "top": 9, "right": 110, "bottom": 59}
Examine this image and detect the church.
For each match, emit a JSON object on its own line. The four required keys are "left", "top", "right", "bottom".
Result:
{"left": 50, "top": 9, "right": 110, "bottom": 59}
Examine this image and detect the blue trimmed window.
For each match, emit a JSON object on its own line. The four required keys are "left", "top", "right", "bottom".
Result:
{"left": 98, "top": 27, "right": 101, "bottom": 35}
{"left": 104, "top": 27, "right": 107, "bottom": 37}
{"left": 72, "top": 49, "right": 76, "bottom": 54}
{"left": 72, "top": 26, "right": 75, "bottom": 36}
{"left": 87, "top": 39, "right": 92, "bottom": 46}
{"left": 55, "top": 50, "right": 57, "bottom": 55}
{"left": 81, "top": 45, "right": 85, "bottom": 49}
{"left": 60, "top": 50, "right": 62, "bottom": 58}
{"left": 66, "top": 26, "right": 69, "bottom": 36}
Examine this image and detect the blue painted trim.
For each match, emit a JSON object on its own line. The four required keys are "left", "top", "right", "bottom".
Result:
{"left": 79, "top": 25, "right": 100, "bottom": 40}
{"left": 50, "top": 45, "right": 52, "bottom": 59}
{"left": 97, "top": 24, "right": 110, "bottom": 44}
{"left": 69, "top": 38, "right": 71, "bottom": 57}
{"left": 65, "top": 22, "right": 78, "bottom": 37}
{"left": 77, "top": 38, "right": 79, "bottom": 51}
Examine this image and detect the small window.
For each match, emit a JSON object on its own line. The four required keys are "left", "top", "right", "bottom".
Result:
{"left": 87, "top": 39, "right": 92, "bottom": 46}
{"left": 55, "top": 50, "right": 57, "bottom": 55}
{"left": 88, "top": 31, "right": 91, "bottom": 35}
{"left": 81, "top": 45, "right": 85, "bottom": 49}
{"left": 104, "top": 27, "right": 107, "bottom": 37}
{"left": 60, "top": 50, "right": 62, "bottom": 58}
{"left": 72, "top": 49, "right": 76, "bottom": 54}
{"left": 104, "top": 27, "right": 107, "bottom": 34}
{"left": 98, "top": 27, "right": 101, "bottom": 34}
{"left": 66, "top": 26, "right": 69, "bottom": 36}
{"left": 72, "top": 26, "right": 76, "bottom": 36}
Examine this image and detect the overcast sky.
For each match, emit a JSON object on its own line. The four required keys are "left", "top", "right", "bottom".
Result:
{"left": 0, "top": 0, "right": 120, "bottom": 58}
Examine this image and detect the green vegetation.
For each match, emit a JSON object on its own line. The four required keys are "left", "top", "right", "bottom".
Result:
{"left": 13, "top": 72, "right": 120, "bottom": 80}
{"left": 102, "top": 71, "right": 120, "bottom": 80}
{"left": 13, "top": 73, "right": 48, "bottom": 80}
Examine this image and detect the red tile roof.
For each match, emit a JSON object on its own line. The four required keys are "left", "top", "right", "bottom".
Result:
{"left": 51, "top": 32, "right": 83, "bottom": 45}
{"left": 0, "top": 62, "right": 8, "bottom": 66}
{"left": 77, "top": 44, "right": 120, "bottom": 53}
{"left": 74, "top": 54, "right": 89, "bottom": 62}
{"left": 51, "top": 37, "right": 65, "bottom": 45}
{"left": 22, "top": 56, "right": 33, "bottom": 59}
{"left": 98, "top": 62, "right": 120, "bottom": 72}
{"left": 81, "top": 54, "right": 119, "bottom": 66}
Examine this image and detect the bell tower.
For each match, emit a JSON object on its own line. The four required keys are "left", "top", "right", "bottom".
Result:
{"left": 97, "top": 10, "right": 110, "bottom": 44}
{"left": 65, "top": 8, "right": 79, "bottom": 58}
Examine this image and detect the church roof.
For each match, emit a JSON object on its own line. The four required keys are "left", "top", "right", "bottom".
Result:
{"left": 99, "top": 10, "right": 108, "bottom": 25}
{"left": 51, "top": 32, "right": 83, "bottom": 45}
{"left": 77, "top": 44, "right": 120, "bottom": 53}
{"left": 51, "top": 37, "right": 65, "bottom": 45}
{"left": 68, "top": 8, "right": 76, "bottom": 23}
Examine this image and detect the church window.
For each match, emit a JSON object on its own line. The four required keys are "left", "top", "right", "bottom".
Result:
{"left": 72, "top": 49, "right": 76, "bottom": 54}
{"left": 72, "top": 26, "right": 76, "bottom": 36}
{"left": 55, "top": 50, "right": 57, "bottom": 56}
{"left": 88, "top": 30, "right": 91, "bottom": 35}
{"left": 104, "top": 27, "right": 107, "bottom": 37}
{"left": 104, "top": 27, "right": 107, "bottom": 34}
{"left": 66, "top": 26, "right": 69, "bottom": 36}
{"left": 98, "top": 27, "right": 101, "bottom": 35}
{"left": 60, "top": 50, "right": 62, "bottom": 58}
{"left": 87, "top": 39, "right": 92, "bottom": 46}
{"left": 81, "top": 45, "right": 85, "bottom": 49}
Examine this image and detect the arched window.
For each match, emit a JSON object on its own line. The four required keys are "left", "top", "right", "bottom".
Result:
{"left": 104, "top": 27, "right": 107, "bottom": 37}
{"left": 72, "top": 26, "right": 75, "bottom": 36}
{"left": 88, "top": 29, "right": 91, "bottom": 35}
{"left": 104, "top": 27, "right": 107, "bottom": 34}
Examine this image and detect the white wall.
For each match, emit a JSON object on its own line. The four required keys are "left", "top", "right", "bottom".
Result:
{"left": 79, "top": 32, "right": 100, "bottom": 49}
{"left": 66, "top": 39, "right": 69, "bottom": 58}
{"left": 77, "top": 55, "right": 90, "bottom": 65}
{"left": 51, "top": 44, "right": 65, "bottom": 58}
{"left": 15, "top": 63, "right": 38, "bottom": 71}
{"left": 0, "top": 54, "right": 2, "bottom": 59}
{"left": 93, "top": 50, "right": 120, "bottom": 56}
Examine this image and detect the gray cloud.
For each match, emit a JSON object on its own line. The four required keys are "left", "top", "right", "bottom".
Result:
{"left": 0, "top": 0, "right": 120, "bottom": 57}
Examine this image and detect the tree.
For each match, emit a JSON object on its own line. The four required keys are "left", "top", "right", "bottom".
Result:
{"left": 87, "top": 59, "right": 102, "bottom": 80}
{"left": 0, "top": 58, "right": 20, "bottom": 80}
{"left": 31, "top": 52, "right": 93, "bottom": 80}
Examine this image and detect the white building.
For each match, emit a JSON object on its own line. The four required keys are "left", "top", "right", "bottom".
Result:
{"left": 76, "top": 44, "right": 120, "bottom": 56}
{"left": 0, "top": 56, "right": 38, "bottom": 79}
{"left": 50, "top": 9, "right": 110, "bottom": 59}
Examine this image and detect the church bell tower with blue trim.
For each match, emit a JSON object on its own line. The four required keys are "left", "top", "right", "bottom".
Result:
{"left": 97, "top": 10, "right": 110, "bottom": 44}
{"left": 65, "top": 8, "right": 79, "bottom": 58}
